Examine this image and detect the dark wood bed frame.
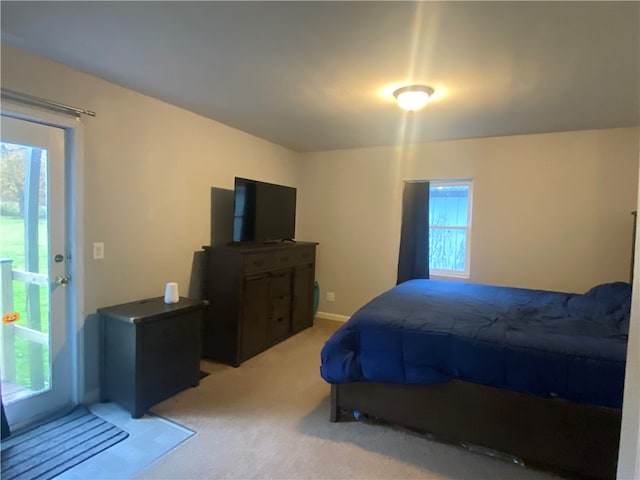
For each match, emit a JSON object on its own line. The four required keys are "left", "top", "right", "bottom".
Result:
{"left": 330, "top": 381, "right": 622, "bottom": 480}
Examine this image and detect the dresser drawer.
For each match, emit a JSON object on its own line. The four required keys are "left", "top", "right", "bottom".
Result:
{"left": 292, "top": 246, "right": 316, "bottom": 265}
{"left": 271, "top": 245, "right": 316, "bottom": 268}
{"left": 269, "top": 302, "right": 291, "bottom": 342}
{"left": 273, "top": 250, "right": 295, "bottom": 268}
{"left": 243, "top": 252, "right": 276, "bottom": 274}
{"left": 271, "top": 297, "right": 291, "bottom": 317}
{"left": 270, "top": 271, "right": 292, "bottom": 296}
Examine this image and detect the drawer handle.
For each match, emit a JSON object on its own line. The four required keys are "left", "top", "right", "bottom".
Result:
{"left": 277, "top": 317, "right": 284, "bottom": 322}
{"left": 252, "top": 259, "right": 265, "bottom": 266}
{"left": 280, "top": 256, "right": 290, "bottom": 261}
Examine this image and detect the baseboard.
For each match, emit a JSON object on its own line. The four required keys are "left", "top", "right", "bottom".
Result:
{"left": 315, "top": 311, "right": 350, "bottom": 323}
{"left": 82, "top": 387, "right": 100, "bottom": 405}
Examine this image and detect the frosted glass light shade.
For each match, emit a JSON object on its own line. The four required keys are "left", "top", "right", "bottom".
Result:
{"left": 393, "top": 85, "right": 435, "bottom": 111}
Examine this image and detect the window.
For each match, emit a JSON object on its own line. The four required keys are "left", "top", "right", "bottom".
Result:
{"left": 429, "top": 180, "right": 473, "bottom": 277}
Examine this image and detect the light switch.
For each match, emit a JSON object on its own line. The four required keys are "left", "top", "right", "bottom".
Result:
{"left": 93, "top": 242, "right": 104, "bottom": 260}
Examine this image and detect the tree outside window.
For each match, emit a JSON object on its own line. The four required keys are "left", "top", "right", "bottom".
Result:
{"left": 429, "top": 180, "right": 473, "bottom": 277}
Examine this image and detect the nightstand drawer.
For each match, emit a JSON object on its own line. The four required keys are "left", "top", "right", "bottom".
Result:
{"left": 142, "top": 339, "right": 198, "bottom": 383}
{"left": 142, "top": 311, "right": 200, "bottom": 349}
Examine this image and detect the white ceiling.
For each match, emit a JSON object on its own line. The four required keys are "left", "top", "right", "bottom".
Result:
{"left": 1, "top": 1, "right": 638, "bottom": 152}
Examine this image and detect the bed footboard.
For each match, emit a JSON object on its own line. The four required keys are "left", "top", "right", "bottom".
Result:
{"left": 330, "top": 381, "right": 621, "bottom": 480}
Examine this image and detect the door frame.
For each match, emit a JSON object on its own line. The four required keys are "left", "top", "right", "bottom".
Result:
{"left": 1, "top": 100, "right": 85, "bottom": 427}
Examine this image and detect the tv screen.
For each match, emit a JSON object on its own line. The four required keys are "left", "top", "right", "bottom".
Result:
{"left": 233, "top": 177, "right": 296, "bottom": 243}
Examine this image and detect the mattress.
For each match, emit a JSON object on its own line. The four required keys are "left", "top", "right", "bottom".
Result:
{"left": 320, "top": 279, "right": 631, "bottom": 409}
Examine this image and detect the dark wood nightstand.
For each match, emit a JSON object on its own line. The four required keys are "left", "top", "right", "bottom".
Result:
{"left": 99, "top": 296, "right": 204, "bottom": 418}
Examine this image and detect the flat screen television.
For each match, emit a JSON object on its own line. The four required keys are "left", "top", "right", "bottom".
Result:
{"left": 232, "top": 177, "right": 297, "bottom": 243}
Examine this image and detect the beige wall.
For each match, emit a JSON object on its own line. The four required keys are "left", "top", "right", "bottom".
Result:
{"left": 1, "top": 44, "right": 301, "bottom": 396}
{"left": 298, "top": 128, "right": 640, "bottom": 317}
{"left": 1, "top": 44, "right": 300, "bottom": 310}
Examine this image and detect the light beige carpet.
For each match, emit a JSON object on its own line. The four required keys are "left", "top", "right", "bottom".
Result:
{"left": 140, "top": 319, "right": 560, "bottom": 480}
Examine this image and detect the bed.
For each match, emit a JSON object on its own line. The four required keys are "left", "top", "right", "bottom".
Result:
{"left": 320, "top": 279, "right": 631, "bottom": 480}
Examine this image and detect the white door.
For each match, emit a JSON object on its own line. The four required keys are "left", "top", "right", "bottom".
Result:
{"left": 0, "top": 113, "right": 74, "bottom": 429}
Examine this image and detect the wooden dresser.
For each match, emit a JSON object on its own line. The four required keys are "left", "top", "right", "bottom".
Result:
{"left": 203, "top": 242, "right": 317, "bottom": 366}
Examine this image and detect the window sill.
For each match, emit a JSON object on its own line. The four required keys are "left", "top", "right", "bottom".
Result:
{"left": 430, "top": 273, "right": 470, "bottom": 281}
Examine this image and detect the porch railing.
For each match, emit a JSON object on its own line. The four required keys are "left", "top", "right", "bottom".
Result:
{"left": 0, "top": 258, "right": 49, "bottom": 390}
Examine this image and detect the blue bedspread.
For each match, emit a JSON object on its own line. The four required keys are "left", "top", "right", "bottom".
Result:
{"left": 320, "top": 280, "right": 631, "bottom": 409}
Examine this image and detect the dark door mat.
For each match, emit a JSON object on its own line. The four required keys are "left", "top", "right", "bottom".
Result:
{"left": 1, "top": 405, "right": 128, "bottom": 480}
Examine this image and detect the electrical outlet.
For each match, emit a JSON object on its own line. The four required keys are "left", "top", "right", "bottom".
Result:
{"left": 93, "top": 242, "right": 104, "bottom": 260}
{"left": 326, "top": 292, "right": 336, "bottom": 302}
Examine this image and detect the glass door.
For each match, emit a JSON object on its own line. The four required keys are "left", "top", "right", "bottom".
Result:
{"left": 0, "top": 114, "right": 72, "bottom": 429}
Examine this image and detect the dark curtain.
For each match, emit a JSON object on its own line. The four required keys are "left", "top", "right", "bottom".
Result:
{"left": 397, "top": 181, "right": 430, "bottom": 284}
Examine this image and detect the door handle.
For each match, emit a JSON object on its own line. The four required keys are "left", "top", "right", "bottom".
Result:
{"left": 55, "top": 275, "right": 71, "bottom": 286}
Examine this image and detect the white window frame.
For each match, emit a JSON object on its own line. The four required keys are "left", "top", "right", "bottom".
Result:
{"left": 429, "top": 179, "right": 473, "bottom": 279}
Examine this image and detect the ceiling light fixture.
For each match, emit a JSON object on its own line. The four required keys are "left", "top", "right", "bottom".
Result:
{"left": 393, "top": 85, "right": 435, "bottom": 111}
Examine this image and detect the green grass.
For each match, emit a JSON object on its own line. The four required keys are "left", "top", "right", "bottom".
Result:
{"left": 0, "top": 216, "right": 50, "bottom": 390}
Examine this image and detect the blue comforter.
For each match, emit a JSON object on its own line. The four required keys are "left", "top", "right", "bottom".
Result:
{"left": 320, "top": 280, "right": 631, "bottom": 409}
